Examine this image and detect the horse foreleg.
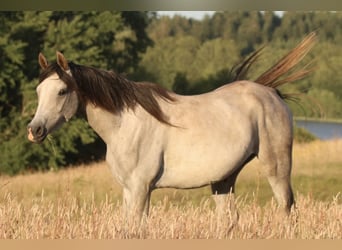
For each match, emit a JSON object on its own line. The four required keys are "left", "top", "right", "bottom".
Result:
{"left": 122, "top": 184, "right": 151, "bottom": 227}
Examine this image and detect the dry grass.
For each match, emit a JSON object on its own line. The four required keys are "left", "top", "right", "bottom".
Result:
{"left": 0, "top": 140, "right": 341, "bottom": 239}
{"left": 0, "top": 192, "right": 340, "bottom": 239}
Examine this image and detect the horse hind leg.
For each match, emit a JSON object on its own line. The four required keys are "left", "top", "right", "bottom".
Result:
{"left": 211, "top": 175, "right": 239, "bottom": 234}
{"left": 211, "top": 155, "right": 250, "bottom": 229}
{"left": 267, "top": 173, "right": 294, "bottom": 214}
{"left": 211, "top": 155, "right": 255, "bottom": 228}
{"left": 259, "top": 143, "right": 294, "bottom": 215}
{"left": 211, "top": 174, "right": 239, "bottom": 218}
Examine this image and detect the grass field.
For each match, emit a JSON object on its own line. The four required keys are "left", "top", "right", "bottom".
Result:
{"left": 0, "top": 139, "right": 341, "bottom": 239}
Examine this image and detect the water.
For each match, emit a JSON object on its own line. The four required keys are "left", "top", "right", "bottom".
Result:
{"left": 295, "top": 119, "right": 342, "bottom": 140}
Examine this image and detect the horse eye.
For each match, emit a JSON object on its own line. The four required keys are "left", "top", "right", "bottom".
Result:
{"left": 58, "top": 89, "right": 68, "bottom": 96}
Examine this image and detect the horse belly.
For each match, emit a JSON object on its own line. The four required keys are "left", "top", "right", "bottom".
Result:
{"left": 155, "top": 142, "right": 251, "bottom": 189}
{"left": 155, "top": 94, "right": 256, "bottom": 189}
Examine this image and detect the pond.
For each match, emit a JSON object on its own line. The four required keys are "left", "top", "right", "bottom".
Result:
{"left": 295, "top": 119, "right": 342, "bottom": 140}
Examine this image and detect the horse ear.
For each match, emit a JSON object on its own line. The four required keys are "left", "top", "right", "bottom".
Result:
{"left": 38, "top": 53, "right": 48, "bottom": 69}
{"left": 56, "top": 51, "right": 69, "bottom": 71}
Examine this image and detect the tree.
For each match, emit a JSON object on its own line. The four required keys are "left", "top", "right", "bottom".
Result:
{"left": 0, "top": 11, "right": 152, "bottom": 174}
{"left": 261, "top": 11, "right": 282, "bottom": 42}
{"left": 140, "top": 36, "right": 201, "bottom": 89}
{"left": 189, "top": 38, "right": 240, "bottom": 82}
{"left": 0, "top": 12, "right": 47, "bottom": 174}
{"left": 144, "top": 11, "right": 342, "bottom": 119}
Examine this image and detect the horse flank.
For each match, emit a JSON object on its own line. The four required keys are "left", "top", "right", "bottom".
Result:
{"left": 38, "top": 32, "right": 316, "bottom": 125}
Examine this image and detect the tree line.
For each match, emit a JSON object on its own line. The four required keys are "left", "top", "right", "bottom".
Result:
{"left": 0, "top": 11, "right": 341, "bottom": 174}
{"left": 140, "top": 11, "right": 342, "bottom": 118}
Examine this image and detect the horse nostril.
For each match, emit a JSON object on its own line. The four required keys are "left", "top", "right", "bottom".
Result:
{"left": 35, "top": 126, "right": 41, "bottom": 135}
{"left": 35, "top": 125, "right": 44, "bottom": 137}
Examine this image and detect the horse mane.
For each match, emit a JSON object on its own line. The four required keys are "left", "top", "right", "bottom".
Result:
{"left": 39, "top": 62, "right": 176, "bottom": 125}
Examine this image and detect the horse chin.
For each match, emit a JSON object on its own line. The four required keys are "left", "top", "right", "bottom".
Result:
{"left": 28, "top": 136, "right": 46, "bottom": 144}
{"left": 33, "top": 137, "right": 47, "bottom": 144}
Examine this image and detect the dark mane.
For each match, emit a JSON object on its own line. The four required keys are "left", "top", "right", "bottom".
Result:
{"left": 39, "top": 62, "right": 176, "bottom": 125}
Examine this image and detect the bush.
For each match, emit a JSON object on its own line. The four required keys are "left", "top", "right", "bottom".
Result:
{"left": 293, "top": 126, "right": 317, "bottom": 143}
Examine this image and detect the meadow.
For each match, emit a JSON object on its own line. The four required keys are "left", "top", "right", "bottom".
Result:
{"left": 0, "top": 139, "right": 341, "bottom": 239}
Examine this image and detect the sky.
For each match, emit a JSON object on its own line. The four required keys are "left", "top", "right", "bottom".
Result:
{"left": 157, "top": 11, "right": 284, "bottom": 20}
{"left": 157, "top": 11, "right": 216, "bottom": 20}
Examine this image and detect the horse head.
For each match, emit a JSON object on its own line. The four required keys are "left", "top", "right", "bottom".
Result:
{"left": 27, "top": 52, "right": 79, "bottom": 143}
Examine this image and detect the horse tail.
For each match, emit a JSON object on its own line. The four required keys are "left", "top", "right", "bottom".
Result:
{"left": 232, "top": 32, "right": 317, "bottom": 100}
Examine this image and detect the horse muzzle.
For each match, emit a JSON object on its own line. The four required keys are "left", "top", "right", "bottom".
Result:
{"left": 27, "top": 123, "right": 48, "bottom": 143}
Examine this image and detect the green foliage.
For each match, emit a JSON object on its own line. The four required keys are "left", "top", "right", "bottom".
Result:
{"left": 293, "top": 126, "right": 317, "bottom": 143}
{"left": 0, "top": 11, "right": 150, "bottom": 175}
{"left": 141, "top": 11, "right": 342, "bottom": 118}
{"left": 140, "top": 36, "right": 201, "bottom": 89}
{"left": 0, "top": 11, "right": 341, "bottom": 175}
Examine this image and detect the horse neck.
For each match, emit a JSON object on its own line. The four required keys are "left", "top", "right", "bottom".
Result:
{"left": 85, "top": 103, "right": 121, "bottom": 144}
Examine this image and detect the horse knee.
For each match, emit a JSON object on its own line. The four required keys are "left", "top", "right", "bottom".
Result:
{"left": 123, "top": 186, "right": 151, "bottom": 222}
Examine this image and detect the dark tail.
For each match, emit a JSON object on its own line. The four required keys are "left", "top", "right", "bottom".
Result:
{"left": 232, "top": 32, "right": 317, "bottom": 99}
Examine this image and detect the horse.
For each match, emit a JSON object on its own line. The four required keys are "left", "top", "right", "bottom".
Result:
{"left": 27, "top": 33, "right": 316, "bottom": 224}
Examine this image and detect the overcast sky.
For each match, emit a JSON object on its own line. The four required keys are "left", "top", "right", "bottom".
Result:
{"left": 157, "top": 11, "right": 284, "bottom": 20}
{"left": 157, "top": 11, "right": 216, "bottom": 20}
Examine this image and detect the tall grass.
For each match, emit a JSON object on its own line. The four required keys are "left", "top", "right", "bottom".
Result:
{"left": 0, "top": 140, "right": 341, "bottom": 239}
{"left": 0, "top": 192, "right": 340, "bottom": 239}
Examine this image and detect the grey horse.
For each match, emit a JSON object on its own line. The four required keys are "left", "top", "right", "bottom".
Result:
{"left": 28, "top": 33, "right": 316, "bottom": 224}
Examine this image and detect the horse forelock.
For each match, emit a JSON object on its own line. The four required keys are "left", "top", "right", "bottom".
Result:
{"left": 39, "top": 62, "right": 78, "bottom": 91}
